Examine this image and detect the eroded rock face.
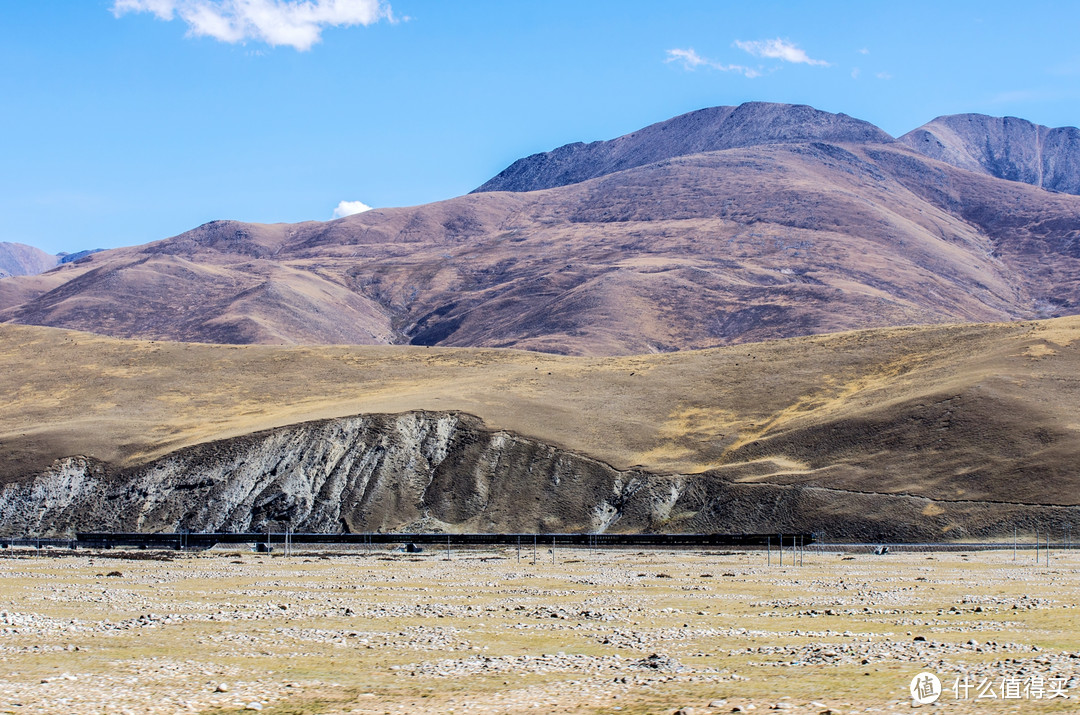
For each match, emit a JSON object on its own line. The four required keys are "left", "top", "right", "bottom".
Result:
{"left": 901, "top": 114, "right": 1080, "bottom": 195}
{"left": 0, "top": 412, "right": 656, "bottom": 537}
{"left": 2, "top": 411, "right": 1078, "bottom": 541}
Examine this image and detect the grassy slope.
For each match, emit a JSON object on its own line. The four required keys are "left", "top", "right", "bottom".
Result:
{"left": 3, "top": 317, "right": 1080, "bottom": 506}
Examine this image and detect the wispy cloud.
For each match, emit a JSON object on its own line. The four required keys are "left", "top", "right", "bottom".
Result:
{"left": 332, "top": 200, "right": 373, "bottom": 218}
{"left": 858, "top": 47, "right": 870, "bottom": 55}
{"left": 111, "top": 0, "right": 394, "bottom": 51}
{"left": 876, "top": 71, "right": 892, "bottom": 80}
{"left": 733, "top": 38, "right": 829, "bottom": 67}
{"left": 664, "top": 48, "right": 760, "bottom": 78}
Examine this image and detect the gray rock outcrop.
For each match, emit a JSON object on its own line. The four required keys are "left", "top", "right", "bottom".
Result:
{"left": 2, "top": 411, "right": 1077, "bottom": 542}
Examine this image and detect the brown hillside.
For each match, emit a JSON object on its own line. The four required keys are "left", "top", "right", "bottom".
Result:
{"left": 5, "top": 139, "right": 1080, "bottom": 354}
{"left": 4, "top": 317, "right": 1080, "bottom": 510}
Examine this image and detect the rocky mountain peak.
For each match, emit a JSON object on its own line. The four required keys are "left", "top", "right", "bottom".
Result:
{"left": 0, "top": 242, "right": 60, "bottom": 279}
{"left": 472, "top": 101, "right": 895, "bottom": 193}
{"left": 900, "top": 113, "right": 1080, "bottom": 194}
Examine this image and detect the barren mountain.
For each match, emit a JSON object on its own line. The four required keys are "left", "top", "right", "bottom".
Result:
{"left": 473, "top": 102, "right": 894, "bottom": 193}
{"left": 3, "top": 318, "right": 1080, "bottom": 539}
{"left": 2, "top": 103, "right": 1080, "bottom": 354}
{"left": 901, "top": 113, "right": 1080, "bottom": 194}
{"left": 0, "top": 242, "right": 58, "bottom": 279}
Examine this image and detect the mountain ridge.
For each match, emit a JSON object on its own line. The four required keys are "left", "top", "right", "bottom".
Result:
{"left": 901, "top": 113, "right": 1080, "bottom": 195}
{"left": 0, "top": 242, "right": 59, "bottom": 279}
{"left": 0, "top": 243, "right": 104, "bottom": 280}
{"left": 473, "top": 102, "right": 895, "bottom": 193}
{"left": 2, "top": 102, "right": 1080, "bottom": 354}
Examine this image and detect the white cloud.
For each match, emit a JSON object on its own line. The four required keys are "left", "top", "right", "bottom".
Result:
{"left": 664, "top": 48, "right": 760, "bottom": 78}
{"left": 111, "top": 0, "right": 394, "bottom": 51}
{"left": 733, "top": 38, "right": 830, "bottom": 67}
{"left": 332, "top": 200, "right": 373, "bottom": 218}
{"left": 858, "top": 47, "right": 870, "bottom": 55}
{"left": 851, "top": 67, "right": 861, "bottom": 80}
{"left": 876, "top": 71, "right": 893, "bottom": 80}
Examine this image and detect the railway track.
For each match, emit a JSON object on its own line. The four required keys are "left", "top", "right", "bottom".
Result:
{"left": 0, "top": 531, "right": 817, "bottom": 551}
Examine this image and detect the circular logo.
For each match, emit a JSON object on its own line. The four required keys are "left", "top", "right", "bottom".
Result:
{"left": 910, "top": 672, "right": 942, "bottom": 704}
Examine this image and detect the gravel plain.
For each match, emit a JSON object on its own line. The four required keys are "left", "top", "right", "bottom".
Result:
{"left": 0, "top": 546, "right": 1077, "bottom": 714}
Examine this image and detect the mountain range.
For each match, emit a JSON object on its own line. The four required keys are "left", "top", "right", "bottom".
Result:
{"left": 4, "top": 101, "right": 1080, "bottom": 538}
{"left": 1, "top": 102, "right": 1079, "bottom": 355}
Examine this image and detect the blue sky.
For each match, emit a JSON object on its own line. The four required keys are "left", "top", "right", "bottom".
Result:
{"left": 2, "top": 0, "right": 1079, "bottom": 254}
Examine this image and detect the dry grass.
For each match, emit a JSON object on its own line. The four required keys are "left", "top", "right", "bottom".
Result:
{"left": 0, "top": 547, "right": 1077, "bottom": 713}
{"left": 4, "top": 317, "right": 1080, "bottom": 510}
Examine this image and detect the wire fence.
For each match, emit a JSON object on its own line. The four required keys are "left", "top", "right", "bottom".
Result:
{"left": 2, "top": 533, "right": 1078, "bottom": 562}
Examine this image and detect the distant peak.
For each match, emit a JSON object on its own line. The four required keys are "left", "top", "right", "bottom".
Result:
{"left": 0, "top": 241, "right": 61, "bottom": 279}
{"left": 473, "top": 102, "right": 895, "bottom": 193}
{"left": 901, "top": 113, "right": 1080, "bottom": 194}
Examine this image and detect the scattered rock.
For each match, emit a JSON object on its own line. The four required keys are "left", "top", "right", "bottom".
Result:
{"left": 635, "top": 653, "right": 684, "bottom": 672}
